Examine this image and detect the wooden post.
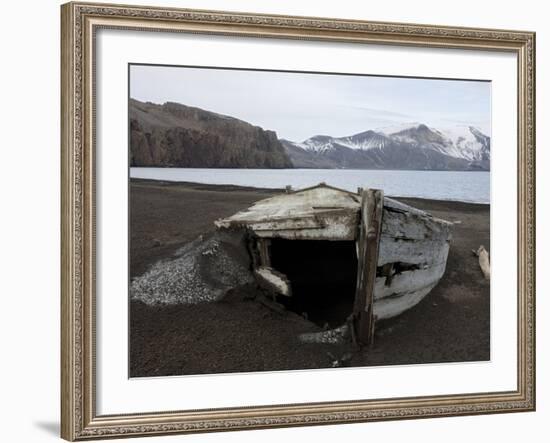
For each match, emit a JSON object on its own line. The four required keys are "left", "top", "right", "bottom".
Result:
{"left": 257, "top": 238, "right": 272, "bottom": 267}
{"left": 246, "top": 231, "right": 260, "bottom": 270}
{"left": 353, "top": 189, "right": 384, "bottom": 346}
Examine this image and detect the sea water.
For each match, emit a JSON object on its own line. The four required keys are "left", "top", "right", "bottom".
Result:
{"left": 130, "top": 168, "right": 490, "bottom": 204}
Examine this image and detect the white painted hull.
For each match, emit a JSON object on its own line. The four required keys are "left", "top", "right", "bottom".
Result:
{"left": 373, "top": 198, "right": 452, "bottom": 319}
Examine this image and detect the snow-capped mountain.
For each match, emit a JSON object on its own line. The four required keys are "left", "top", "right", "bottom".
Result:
{"left": 292, "top": 130, "right": 393, "bottom": 153}
{"left": 438, "top": 126, "right": 490, "bottom": 162}
{"left": 281, "top": 124, "right": 490, "bottom": 171}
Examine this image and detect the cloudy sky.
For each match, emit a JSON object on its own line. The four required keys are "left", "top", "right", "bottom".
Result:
{"left": 130, "top": 64, "right": 491, "bottom": 142}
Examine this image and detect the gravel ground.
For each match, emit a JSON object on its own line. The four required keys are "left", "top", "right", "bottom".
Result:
{"left": 129, "top": 179, "right": 490, "bottom": 377}
{"left": 131, "top": 231, "right": 253, "bottom": 305}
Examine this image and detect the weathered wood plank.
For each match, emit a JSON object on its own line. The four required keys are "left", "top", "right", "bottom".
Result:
{"left": 380, "top": 263, "right": 394, "bottom": 286}
{"left": 246, "top": 231, "right": 260, "bottom": 270}
{"left": 353, "top": 189, "right": 384, "bottom": 346}
{"left": 216, "top": 185, "right": 360, "bottom": 228}
{"left": 257, "top": 238, "right": 271, "bottom": 267}
{"left": 247, "top": 217, "right": 325, "bottom": 231}
{"left": 255, "top": 228, "right": 356, "bottom": 240}
{"left": 373, "top": 282, "right": 438, "bottom": 320}
{"left": 383, "top": 197, "right": 430, "bottom": 216}
{"left": 382, "top": 207, "right": 453, "bottom": 241}
{"left": 473, "top": 245, "right": 490, "bottom": 280}
{"left": 255, "top": 266, "right": 292, "bottom": 297}
{"left": 378, "top": 237, "right": 450, "bottom": 266}
{"left": 254, "top": 212, "right": 359, "bottom": 240}
{"left": 373, "top": 261, "right": 447, "bottom": 300}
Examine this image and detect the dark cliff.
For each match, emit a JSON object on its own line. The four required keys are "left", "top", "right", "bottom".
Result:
{"left": 129, "top": 99, "right": 293, "bottom": 168}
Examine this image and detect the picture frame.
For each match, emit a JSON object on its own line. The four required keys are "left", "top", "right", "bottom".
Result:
{"left": 61, "top": 1, "right": 536, "bottom": 440}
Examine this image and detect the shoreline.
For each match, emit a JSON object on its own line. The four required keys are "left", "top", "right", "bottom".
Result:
{"left": 131, "top": 166, "right": 491, "bottom": 172}
{"left": 130, "top": 177, "right": 491, "bottom": 206}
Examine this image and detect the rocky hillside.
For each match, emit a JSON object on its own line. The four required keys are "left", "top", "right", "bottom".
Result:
{"left": 130, "top": 99, "right": 489, "bottom": 171}
{"left": 283, "top": 124, "right": 490, "bottom": 171}
{"left": 130, "top": 99, "right": 292, "bottom": 168}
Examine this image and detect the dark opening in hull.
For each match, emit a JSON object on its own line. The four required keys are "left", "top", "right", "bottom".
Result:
{"left": 270, "top": 239, "right": 358, "bottom": 328}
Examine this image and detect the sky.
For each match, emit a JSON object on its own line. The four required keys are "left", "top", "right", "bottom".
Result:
{"left": 130, "top": 64, "right": 491, "bottom": 142}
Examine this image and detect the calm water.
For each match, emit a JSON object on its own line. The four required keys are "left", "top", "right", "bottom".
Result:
{"left": 130, "top": 168, "right": 490, "bottom": 204}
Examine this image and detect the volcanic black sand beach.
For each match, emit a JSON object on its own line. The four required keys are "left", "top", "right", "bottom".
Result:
{"left": 129, "top": 179, "right": 490, "bottom": 377}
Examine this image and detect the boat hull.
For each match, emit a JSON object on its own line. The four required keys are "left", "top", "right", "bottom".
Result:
{"left": 373, "top": 198, "right": 452, "bottom": 319}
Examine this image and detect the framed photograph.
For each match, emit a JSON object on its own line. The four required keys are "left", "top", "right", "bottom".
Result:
{"left": 61, "top": 2, "right": 536, "bottom": 440}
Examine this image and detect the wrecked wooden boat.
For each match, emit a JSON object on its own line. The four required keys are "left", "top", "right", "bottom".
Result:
{"left": 215, "top": 183, "right": 453, "bottom": 344}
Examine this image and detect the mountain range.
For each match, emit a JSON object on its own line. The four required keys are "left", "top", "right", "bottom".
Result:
{"left": 129, "top": 99, "right": 490, "bottom": 171}
{"left": 282, "top": 123, "right": 490, "bottom": 170}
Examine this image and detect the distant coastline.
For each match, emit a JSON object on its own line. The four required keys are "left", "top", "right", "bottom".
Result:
{"left": 129, "top": 99, "right": 490, "bottom": 172}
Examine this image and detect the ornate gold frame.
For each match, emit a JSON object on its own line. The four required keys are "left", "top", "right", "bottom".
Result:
{"left": 61, "top": 2, "right": 536, "bottom": 440}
